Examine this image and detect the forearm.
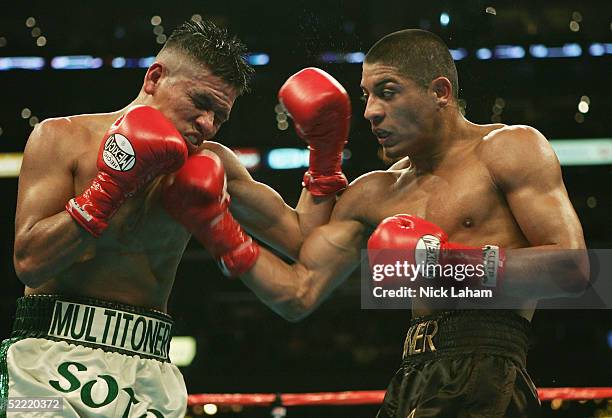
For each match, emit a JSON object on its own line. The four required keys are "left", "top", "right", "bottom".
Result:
{"left": 501, "top": 245, "right": 590, "bottom": 298}
{"left": 229, "top": 184, "right": 301, "bottom": 259}
{"left": 14, "top": 212, "right": 96, "bottom": 287}
{"left": 295, "top": 188, "right": 336, "bottom": 237}
{"left": 240, "top": 248, "right": 308, "bottom": 321}
{"left": 241, "top": 224, "right": 360, "bottom": 321}
{"left": 228, "top": 181, "right": 336, "bottom": 261}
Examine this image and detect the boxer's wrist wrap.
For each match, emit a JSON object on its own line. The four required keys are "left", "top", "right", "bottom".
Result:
{"left": 302, "top": 171, "right": 348, "bottom": 196}
{"left": 481, "top": 245, "right": 505, "bottom": 289}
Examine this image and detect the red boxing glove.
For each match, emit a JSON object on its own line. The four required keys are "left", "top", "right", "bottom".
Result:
{"left": 368, "top": 214, "right": 505, "bottom": 289}
{"left": 66, "top": 106, "right": 188, "bottom": 237}
{"left": 162, "top": 152, "right": 259, "bottom": 277}
{"left": 278, "top": 67, "right": 351, "bottom": 196}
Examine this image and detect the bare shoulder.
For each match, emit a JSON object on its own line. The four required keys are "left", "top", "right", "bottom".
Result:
{"left": 199, "top": 140, "right": 232, "bottom": 157}
{"left": 25, "top": 116, "right": 90, "bottom": 160}
{"left": 480, "top": 125, "right": 554, "bottom": 159}
{"left": 479, "top": 124, "right": 560, "bottom": 189}
{"left": 199, "top": 141, "right": 251, "bottom": 181}
{"left": 332, "top": 169, "right": 398, "bottom": 221}
{"left": 199, "top": 141, "right": 246, "bottom": 165}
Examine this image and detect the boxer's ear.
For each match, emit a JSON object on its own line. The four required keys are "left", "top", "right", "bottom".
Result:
{"left": 143, "top": 63, "right": 164, "bottom": 95}
{"left": 431, "top": 77, "right": 452, "bottom": 108}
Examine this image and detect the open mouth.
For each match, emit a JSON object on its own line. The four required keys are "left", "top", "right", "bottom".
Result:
{"left": 184, "top": 134, "right": 202, "bottom": 147}
{"left": 373, "top": 129, "right": 391, "bottom": 139}
{"left": 373, "top": 129, "right": 392, "bottom": 144}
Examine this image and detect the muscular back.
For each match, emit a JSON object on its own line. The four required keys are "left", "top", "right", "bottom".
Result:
{"left": 16, "top": 113, "right": 191, "bottom": 311}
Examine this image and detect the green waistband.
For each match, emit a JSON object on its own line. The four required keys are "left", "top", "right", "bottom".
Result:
{"left": 11, "top": 295, "right": 174, "bottom": 362}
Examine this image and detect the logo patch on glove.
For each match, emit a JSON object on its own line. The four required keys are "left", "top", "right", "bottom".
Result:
{"left": 416, "top": 234, "right": 441, "bottom": 278}
{"left": 102, "top": 134, "right": 136, "bottom": 171}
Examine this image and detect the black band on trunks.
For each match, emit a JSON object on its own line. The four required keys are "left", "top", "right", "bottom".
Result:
{"left": 10, "top": 295, "right": 174, "bottom": 362}
{"left": 402, "top": 310, "right": 530, "bottom": 368}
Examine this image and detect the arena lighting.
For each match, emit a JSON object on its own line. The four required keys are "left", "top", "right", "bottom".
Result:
{"left": 494, "top": 45, "right": 525, "bottom": 59}
{"left": 267, "top": 147, "right": 351, "bottom": 170}
{"left": 247, "top": 53, "right": 270, "bottom": 66}
{"left": 320, "top": 52, "right": 343, "bottom": 63}
{"left": 0, "top": 56, "right": 44, "bottom": 70}
{"left": 345, "top": 52, "right": 365, "bottom": 63}
{"left": 0, "top": 42, "right": 607, "bottom": 72}
{"left": 440, "top": 12, "right": 450, "bottom": 27}
{"left": 475, "top": 48, "right": 493, "bottom": 60}
{"left": 168, "top": 336, "right": 196, "bottom": 367}
{"left": 549, "top": 139, "right": 612, "bottom": 166}
{"left": 232, "top": 147, "right": 261, "bottom": 171}
{"left": 111, "top": 57, "right": 127, "bottom": 68}
{"left": 0, "top": 140, "right": 607, "bottom": 177}
{"left": 202, "top": 404, "right": 218, "bottom": 415}
{"left": 267, "top": 148, "right": 310, "bottom": 170}
{"left": 449, "top": 48, "right": 468, "bottom": 60}
{"left": 0, "top": 153, "right": 23, "bottom": 178}
{"left": 138, "top": 56, "right": 156, "bottom": 68}
{"left": 589, "top": 42, "right": 612, "bottom": 56}
{"left": 111, "top": 57, "right": 146, "bottom": 69}
{"left": 50, "top": 55, "right": 103, "bottom": 70}
{"left": 530, "top": 44, "right": 548, "bottom": 58}
{"left": 530, "top": 43, "right": 582, "bottom": 58}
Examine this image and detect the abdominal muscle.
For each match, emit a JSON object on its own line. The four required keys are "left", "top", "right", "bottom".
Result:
{"left": 25, "top": 187, "right": 192, "bottom": 312}
{"left": 25, "top": 245, "right": 186, "bottom": 312}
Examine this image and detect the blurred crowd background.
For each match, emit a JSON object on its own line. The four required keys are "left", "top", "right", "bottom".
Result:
{"left": 0, "top": 1, "right": 610, "bottom": 416}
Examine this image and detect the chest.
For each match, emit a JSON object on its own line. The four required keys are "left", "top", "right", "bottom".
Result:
{"left": 367, "top": 164, "right": 505, "bottom": 240}
{"left": 74, "top": 143, "right": 190, "bottom": 255}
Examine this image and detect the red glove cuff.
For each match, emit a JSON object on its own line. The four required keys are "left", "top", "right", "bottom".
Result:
{"left": 302, "top": 171, "right": 348, "bottom": 196}
{"left": 190, "top": 202, "right": 261, "bottom": 278}
{"left": 217, "top": 239, "right": 261, "bottom": 277}
{"left": 66, "top": 197, "right": 105, "bottom": 238}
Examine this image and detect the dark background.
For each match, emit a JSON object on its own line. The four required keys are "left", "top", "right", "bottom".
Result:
{"left": 1, "top": 1, "right": 611, "bottom": 417}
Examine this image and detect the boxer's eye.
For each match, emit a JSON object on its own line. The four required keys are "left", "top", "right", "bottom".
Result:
{"left": 381, "top": 89, "right": 395, "bottom": 99}
{"left": 191, "top": 95, "right": 211, "bottom": 111}
{"left": 360, "top": 94, "right": 369, "bottom": 103}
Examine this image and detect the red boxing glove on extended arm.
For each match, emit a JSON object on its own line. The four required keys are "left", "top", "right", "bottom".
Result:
{"left": 278, "top": 68, "right": 351, "bottom": 196}
{"left": 368, "top": 214, "right": 505, "bottom": 289}
{"left": 66, "top": 105, "right": 188, "bottom": 237}
{"left": 162, "top": 152, "right": 259, "bottom": 277}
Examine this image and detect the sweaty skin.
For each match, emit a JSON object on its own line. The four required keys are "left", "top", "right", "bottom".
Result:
{"left": 13, "top": 52, "right": 335, "bottom": 312}
{"left": 240, "top": 63, "right": 588, "bottom": 322}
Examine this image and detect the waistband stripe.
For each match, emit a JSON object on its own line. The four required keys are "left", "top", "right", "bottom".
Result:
{"left": 401, "top": 311, "right": 530, "bottom": 367}
{"left": 47, "top": 301, "right": 172, "bottom": 361}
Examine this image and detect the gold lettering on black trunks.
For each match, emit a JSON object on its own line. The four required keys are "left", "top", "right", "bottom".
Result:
{"left": 403, "top": 319, "right": 438, "bottom": 357}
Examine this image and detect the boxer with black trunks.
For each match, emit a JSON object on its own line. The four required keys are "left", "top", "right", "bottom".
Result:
{"left": 176, "top": 29, "right": 590, "bottom": 417}
{"left": 5, "top": 20, "right": 350, "bottom": 417}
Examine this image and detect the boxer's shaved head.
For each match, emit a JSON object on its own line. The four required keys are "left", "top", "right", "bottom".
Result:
{"left": 365, "top": 29, "right": 458, "bottom": 99}
{"left": 159, "top": 20, "right": 253, "bottom": 95}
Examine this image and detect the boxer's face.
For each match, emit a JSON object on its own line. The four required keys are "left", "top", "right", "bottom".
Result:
{"left": 146, "top": 61, "right": 238, "bottom": 154}
{"left": 361, "top": 62, "right": 439, "bottom": 159}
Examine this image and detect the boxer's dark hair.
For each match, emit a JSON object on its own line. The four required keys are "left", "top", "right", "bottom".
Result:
{"left": 365, "top": 29, "right": 458, "bottom": 99}
{"left": 163, "top": 20, "right": 253, "bottom": 94}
